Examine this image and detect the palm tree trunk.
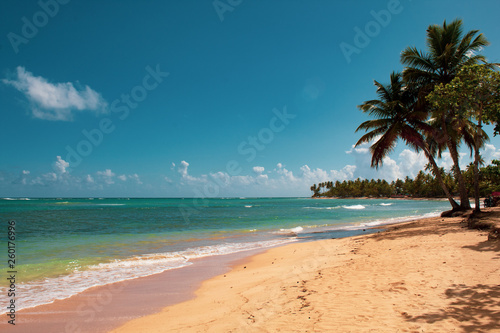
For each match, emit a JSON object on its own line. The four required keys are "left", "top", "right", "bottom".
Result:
{"left": 442, "top": 118, "right": 471, "bottom": 210}
{"left": 473, "top": 112, "right": 482, "bottom": 213}
{"left": 423, "top": 147, "right": 460, "bottom": 210}
{"left": 448, "top": 141, "right": 471, "bottom": 209}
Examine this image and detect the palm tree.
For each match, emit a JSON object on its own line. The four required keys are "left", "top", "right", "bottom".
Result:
{"left": 310, "top": 184, "right": 318, "bottom": 197}
{"left": 400, "top": 18, "right": 490, "bottom": 210}
{"left": 355, "top": 72, "right": 459, "bottom": 209}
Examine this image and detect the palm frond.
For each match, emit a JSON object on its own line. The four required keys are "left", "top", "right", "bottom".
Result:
{"left": 370, "top": 126, "right": 399, "bottom": 168}
{"left": 355, "top": 119, "right": 391, "bottom": 133}
{"left": 355, "top": 127, "right": 387, "bottom": 147}
{"left": 401, "top": 47, "right": 435, "bottom": 72}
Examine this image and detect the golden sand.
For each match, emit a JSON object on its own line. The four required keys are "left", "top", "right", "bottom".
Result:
{"left": 110, "top": 208, "right": 500, "bottom": 332}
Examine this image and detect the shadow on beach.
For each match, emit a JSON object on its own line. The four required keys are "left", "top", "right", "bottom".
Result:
{"left": 363, "top": 218, "right": 469, "bottom": 241}
{"left": 404, "top": 283, "right": 500, "bottom": 333}
{"left": 296, "top": 228, "right": 378, "bottom": 242}
{"left": 463, "top": 240, "right": 500, "bottom": 260}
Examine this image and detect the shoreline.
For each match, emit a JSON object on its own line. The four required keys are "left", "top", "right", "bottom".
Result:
{"left": 5, "top": 200, "right": 445, "bottom": 313}
{"left": 311, "top": 196, "right": 452, "bottom": 201}
{"left": 6, "top": 207, "right": 498, "bottom": 332}
{"left": 4, "top": 227, "right": 379, "bottom": 332}
{"left": 110, "top": 208, "right": 500, "bottom": 333}
{"left": 5, "top": 248, "right": 270, "bottom": 333}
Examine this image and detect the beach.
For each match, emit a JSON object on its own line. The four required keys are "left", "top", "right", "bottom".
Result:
{"left": 1, "top": 198, "right": 450, "bottom": 312}
{"left": 4, "top": 201, "right": 499, "bottom": 332}
{"left": 109, "top": 207, "right": 500, "bottom": 333}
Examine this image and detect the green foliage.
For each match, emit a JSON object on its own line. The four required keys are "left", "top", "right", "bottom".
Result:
{"left": 480, "top": 159, "right": 500, "bottom": 193}
{"left": 310, "top": 161, "right": 499, "bottom": 198}
{"left": 426, "top": 64, "right": 500, "bottom": 134}
{"left": 355, "top": 72, "right": 427, "bottom": 168}
{"left": 426, "top": 63, "right": 500, "bottom": 211}
{"left": 353, "top": 18, "right": 498, "bottom": 210}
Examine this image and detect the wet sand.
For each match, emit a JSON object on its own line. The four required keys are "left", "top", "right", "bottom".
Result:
{"left": 2, "top": 249, "right": 266, "bottom": 333}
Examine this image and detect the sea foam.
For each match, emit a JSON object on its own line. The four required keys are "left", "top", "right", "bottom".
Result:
{"left": 4, "top": 238, "right": 297, "bottom": 311}
{"left": 343, "top": 205, "right": 366, "bottom": 210}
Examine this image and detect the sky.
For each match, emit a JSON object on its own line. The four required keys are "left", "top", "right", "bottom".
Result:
{"left": 1, "top": 0, "right": 500, "bottom": 198}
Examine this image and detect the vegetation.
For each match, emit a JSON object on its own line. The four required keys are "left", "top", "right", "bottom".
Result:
{"left": 352, "top": 18, "right": 500, "bottom": 212}
{"left": 311, "top": 161, "right": 500, "bottom": 199}
{"left": 427, "top": 65, "right": 500, "bottom": 212}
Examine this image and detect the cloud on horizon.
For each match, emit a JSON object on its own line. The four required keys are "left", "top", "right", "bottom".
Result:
{"left": 2, "top": 142, "right": 500, "bottom": 197}
{"left": 2, "top": 66, "right": 107, "bottom": 121}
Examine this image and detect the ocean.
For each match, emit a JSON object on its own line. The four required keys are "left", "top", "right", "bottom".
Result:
{"left": 0, "top": 197, "right": 450, "bottom": 311}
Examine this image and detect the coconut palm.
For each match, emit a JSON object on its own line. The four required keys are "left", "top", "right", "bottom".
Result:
{"left": 355, "top": 72, "right": 459, "bottom": 209}
{"left": 400, "top": 18, "right": 490, "bottom": 210}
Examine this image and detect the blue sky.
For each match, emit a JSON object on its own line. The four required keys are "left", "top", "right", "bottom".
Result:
{"left": 1, "top": 0, "right": 500, "bottom": 197}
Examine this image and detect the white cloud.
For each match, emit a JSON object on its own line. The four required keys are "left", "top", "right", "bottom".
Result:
{"left": 344, "top": 136, "right": 500, "bottom": 181}
{"left": 331, "top": 165, "right": 357, "bottom": 180}
{"left": 482, "top": 144, "right": 500, "bottom": 165}
{"left": 156, "top": 142, "right": 500, "bottom": 197}
{"left": 85, "top": 174, "right": 94, "bottom": 183}
{"left": 299, "top": 164, "right": 356, "bottom": 185}
{"left": 44, "top": 172, "right": 57, "bottom": 182}
{"left": 397, "top": 149, "right": 427, "bottom": 179}
{"left": 438, "top": 151, "right": 469, "bottom": 173}
{"left": 165, "top": 160, "right": 356, "bottom": 197}
{"left": 30, "top": 176, "right": 43, "bottom": 185}
{"left": 256, "top": 174, "right": 269, "bottom": 182}
{"left": 346, "top": 139, "right": 402, "bottom": 181}
{"left": 346, "top": 146, "right": 369, "bottom": 154}
{"left": 128, "top": 173, "right": 143, "bottom": 184}
{"left": 276, "top": 163, "right": 296, "bottom": 182}
{"left": 53, "top": 156, "right": 69, "bottom": 175}
{"left": 208, "top": 172, "right": 256, "bottom": 187}
{"left": 177, "top": 160, "right": 207, "bottom": 183}
{"left": 253, "top": 166, "right": 265, "bottom": 174}
{"left": 210, "top": 171, "right": 230, "bottom": 186}
{"left": 19, "top": 156, "right": 70, "bottom": 186}
{"left": 30, "top": 172, "right": 58, "bottom": 186}
{"left": 19, "top": 170, "right": 30, "bottom": 185}
{"left": 178, "top": 161, "right": 189, "bottom": 177}
{"left": 96, "top": 169, "right": 115, "bottom": 185}
{"left": 3, "top": 66, "right": 107, "bottom": 121}
{"left": 4, "top": 142, "right": 500, "bottom": 197}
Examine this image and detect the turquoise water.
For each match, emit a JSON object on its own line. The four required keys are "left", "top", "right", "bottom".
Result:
{"left": 0, "top": 197, "right": 450, "bottom": 310}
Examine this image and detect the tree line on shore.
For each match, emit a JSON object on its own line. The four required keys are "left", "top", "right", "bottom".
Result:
{"left": 311, "top": 160, "right": 500, "bottom": 199}
{"left": 351, "top": 18, "right": 500, "bottom": 213}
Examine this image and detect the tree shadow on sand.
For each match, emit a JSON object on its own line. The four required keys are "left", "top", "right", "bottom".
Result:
{"left": 365, "top": 219, "right": 469, "bottom": 242}
{"left": 463, "top": 240, "right": 500, "bottom": 260}
{"left": 405, "top": 284, "right": 500, "bottom": 332}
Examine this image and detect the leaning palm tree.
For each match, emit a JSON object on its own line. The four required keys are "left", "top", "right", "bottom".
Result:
{"left": 355, "top": 72, "right": 459, "bottom": 209}
{"left": 401, "top": 18, "right": 490, "bottom": 210}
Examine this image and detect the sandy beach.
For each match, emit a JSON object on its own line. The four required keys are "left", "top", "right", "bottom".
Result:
{"left": 6, "top": 207, "right": 499, "bottom": 333}
{"left": 110, "top": 208, "right": 500, "bottom": 333}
